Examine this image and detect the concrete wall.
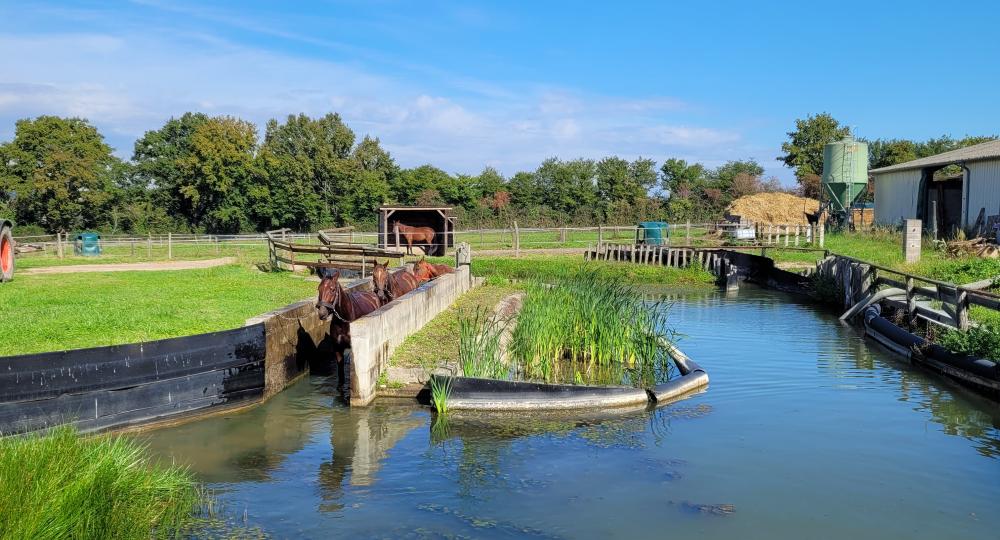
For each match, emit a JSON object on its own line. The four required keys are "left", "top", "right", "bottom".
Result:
{"left": 348, "top": 265, "right": 475, "bottom": 406}
{"left": 246, "top": 278, "right": 370, "bottom": 400}
{"left": 874, "top": 169, "right": 921, "bottom": 225}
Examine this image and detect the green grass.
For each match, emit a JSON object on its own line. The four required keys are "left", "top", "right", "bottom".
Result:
{"left": 0, "top": 426, "right": 201, "bottom": 540}
{"left": 0, "top": 264, "right": 317, "bottom": 356}
{"left": 508, "top": 271, "right": 676, "bottom": 386}
{"left": 458, "top": 307, "right": 509, "bottom": 379}
{"left": 428, "top": 254, "right": 716, "bottom": 287}
{"left": 15, "top": 243, "right": 269, "bottom": 269}
{"left": 390, "top": 283, "right": 522, "bottom": 370}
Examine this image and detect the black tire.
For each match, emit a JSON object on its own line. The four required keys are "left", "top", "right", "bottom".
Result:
{"left": 0, "top": 225, "right": 14, "bottom": 282}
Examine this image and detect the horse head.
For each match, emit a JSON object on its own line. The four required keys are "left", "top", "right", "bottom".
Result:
{"left": 316, "top": 268, "right": 342, "bottom": 321}
{"left": 370, "top": 260, "right": 392, "bottom": 303}
{"left": 413, "top": 257, "right": 434, "bottom": 281}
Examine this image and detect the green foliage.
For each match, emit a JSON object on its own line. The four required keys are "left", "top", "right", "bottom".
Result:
{"left": 458, "top": 308, "right": 509, "bottom": 379}
{"left": 0, "top": 264, "right": 317, "bottom": 356}
{"left": 510, "top": 271, "right": 676, "bottom": 386}
{"left": 937, "top": 323, "right": 1000, "bottom": 362}
{"left": 866, "top": 134, "right": 998, "bottom": 169}
{"left": 0, "top": 425, "right": 200, "bottom": 539}
{"left": 461, "top": 255, "right": 716, "bottom": 286}
{"left": 778, "top": 113, "right": 851, "bottom": 188}
{"left": 0, "top": 116, "right": 123, "bottom": 233}
{"left": 430, "top": 375, "right": 453, "bottom": 414}
{"left": 660, "top": 157, "right": 772, "bottom": 222}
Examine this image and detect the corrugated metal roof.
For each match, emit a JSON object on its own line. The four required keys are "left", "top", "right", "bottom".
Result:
{"left": 870, "top": 139, "right": 1000, "bottom": 174}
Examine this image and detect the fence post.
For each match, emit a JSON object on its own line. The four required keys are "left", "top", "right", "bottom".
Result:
{"left": 147, "top": 233, "right": 152, "bottom": 258}
{"left": 130, "top": 238, "right": 135, "bottom": 257}
{"left": 560, "top": 227, "right": 567, "bottom": 244}
{"left": 685, "top": 220, "right": 691, "bottom": 246}
{"left": 905, "top": 276, "right": 916, "bottom": 328}
{"left": 956, "top": 290, "right": 970, "bottom": 330}
{"left": 818, "top": 222, "right": 825, "bottom": 248}
{"left": 794, "top": 225, "right": 800, "bottom": 246}
{"left": 513, "top": 221, "right": 520, "bottom": 257}
{"left": 56, "top": 232, "right": 64, "bottom": 259}
{"left": 394, "top": 223, "right": 400, "bottom": 250}
{"left": 168, "top": 232, "right": 173, "bottom": 259}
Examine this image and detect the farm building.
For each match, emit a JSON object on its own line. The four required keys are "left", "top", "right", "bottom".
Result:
{"left": 871, "top": 139, "right": 1000, "bottom": 236}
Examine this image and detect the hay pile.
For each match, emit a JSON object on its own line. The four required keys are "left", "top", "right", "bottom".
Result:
{"left": 726, "top": 193, "right": 820, "bottom": 225}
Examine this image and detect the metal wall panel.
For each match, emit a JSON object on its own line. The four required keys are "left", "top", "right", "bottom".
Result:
{"left": 874, "top": 170, "right": 921, "bottom": 225}
{"left": 965, "top": 160, "right": 1000, "bottom": 227}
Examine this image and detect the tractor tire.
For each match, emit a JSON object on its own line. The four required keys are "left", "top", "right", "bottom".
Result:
{"left": 0, "top": 225, "right": 14, "bottom": 282}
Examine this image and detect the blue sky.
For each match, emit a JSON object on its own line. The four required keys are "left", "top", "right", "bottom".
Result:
{"left": 2, "top": 0, "right": 998, "bottom": 184}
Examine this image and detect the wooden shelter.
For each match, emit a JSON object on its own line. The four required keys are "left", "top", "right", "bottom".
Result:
{"left": 378, "top": 206, "right": 457, "bottom": 256}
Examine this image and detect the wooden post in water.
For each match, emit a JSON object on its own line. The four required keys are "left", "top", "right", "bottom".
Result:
{"left": 956, "top": 290, "right": 970, "bottom": 330}
{"left": 905, "top": 276, "right": 916, "bottom": 329}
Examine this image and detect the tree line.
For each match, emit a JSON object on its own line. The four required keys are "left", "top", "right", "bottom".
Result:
{"left": 1, "top": 111, "right": 994, "bottom": 234}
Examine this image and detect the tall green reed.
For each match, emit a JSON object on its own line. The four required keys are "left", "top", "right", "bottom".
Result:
{"left": 458, "top": 307, "right": 510, "bottom": 379}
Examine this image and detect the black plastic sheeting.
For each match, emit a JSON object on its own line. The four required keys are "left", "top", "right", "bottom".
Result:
{"left": 864, "top": 306, "right": 999, "bottom": 385}
{"left": 0, "top": 325, "right": 266, "bottom": 434}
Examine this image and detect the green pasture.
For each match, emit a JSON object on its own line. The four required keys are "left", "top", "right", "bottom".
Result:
{"left": 14, "top": 242, "right": 269, "bottom": 269}
{"left": 0, "top": 265, "right": 316, "bottom": 356}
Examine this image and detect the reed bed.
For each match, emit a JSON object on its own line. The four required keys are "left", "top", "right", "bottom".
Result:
{"left": 460, "top": 270, "right": 676, "bottom": 387}
{"left": 459, "top": 307, "right": 509, "bottom": 379}
{"left": 0, "top": 426, "right": 202, "bottom": 540}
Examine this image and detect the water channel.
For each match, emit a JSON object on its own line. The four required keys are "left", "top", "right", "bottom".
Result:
{"left": 141, "top": 287, "right": 1000, "bottom": 539}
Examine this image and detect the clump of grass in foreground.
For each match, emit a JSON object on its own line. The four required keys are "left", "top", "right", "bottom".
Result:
{"left": 0, "top": 426, "right": 201, "bottom": 540}
{"left": 509, "top": 270, "right": 677, "bottom": 387}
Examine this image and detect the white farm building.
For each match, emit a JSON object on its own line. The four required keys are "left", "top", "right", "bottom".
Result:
{"left": 871, "top": 139, "right": 1000, "bottom": 237}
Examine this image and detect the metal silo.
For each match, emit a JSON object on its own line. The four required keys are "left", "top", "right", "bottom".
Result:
{"left": 821, "top": 137, "right": 869, "bottom": 215}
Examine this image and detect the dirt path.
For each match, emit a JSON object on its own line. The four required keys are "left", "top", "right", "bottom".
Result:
{"left": 20, "top": 257, "right": 239, "bottom": 275}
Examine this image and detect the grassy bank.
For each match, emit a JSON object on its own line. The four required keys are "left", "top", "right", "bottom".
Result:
{"left": 390, "top": 283, "right": 522, "bottom": 370}
{"left": 427, "top": 254, "right": 716, "bottom": 286}
{"left": 0, "top": 426, "right": 200, "bottom": 539}
{"left": 0, "top": 264, "right": 316, "bottom": 356}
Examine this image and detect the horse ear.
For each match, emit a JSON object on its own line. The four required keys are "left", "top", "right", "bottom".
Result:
{"left": 317, "top": 267, "right": 331, "bottom": 279}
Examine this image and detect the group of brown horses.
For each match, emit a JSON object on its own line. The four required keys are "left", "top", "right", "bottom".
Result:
{"left": 314, "top": 257, "right": 454, "bottom": 389}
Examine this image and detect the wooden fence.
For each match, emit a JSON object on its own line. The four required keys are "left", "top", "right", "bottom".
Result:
{"left": 265, "top": 228, "right": 402, "bottom": 276}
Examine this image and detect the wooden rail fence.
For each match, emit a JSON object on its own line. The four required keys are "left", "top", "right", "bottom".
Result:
{"left": 265, "top": 228, "right": 402, "bottom": 276}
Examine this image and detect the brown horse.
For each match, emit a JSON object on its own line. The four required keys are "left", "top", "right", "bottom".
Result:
{"left": 371, "top": 260, "right": 423, "bottom": 304}
{"left": 393, "top": 221, "right": 436, "bottom": 255}
{"left": 315, "top": 268, "right": 382, "bottom": 390}
{"left": 413, "top": 257, "right": 454, "bottom": 281}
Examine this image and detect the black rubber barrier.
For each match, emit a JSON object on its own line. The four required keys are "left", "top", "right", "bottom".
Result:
{"left": 864, "top": 306, "right": 999, "bottom": 393}
{"left": 435, "top": 342, "right": 709, "bottom": 411}
{"left": 0, "top": 325, "right": 266, "bottom": 435}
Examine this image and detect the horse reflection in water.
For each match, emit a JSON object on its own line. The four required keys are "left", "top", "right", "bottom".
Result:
{"left": 317, "top": 405, "right": 424, "bottom": 512}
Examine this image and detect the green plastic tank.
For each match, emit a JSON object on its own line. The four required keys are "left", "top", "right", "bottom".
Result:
{"left": 821, "top": 137, "right": 868, "bottom": 213}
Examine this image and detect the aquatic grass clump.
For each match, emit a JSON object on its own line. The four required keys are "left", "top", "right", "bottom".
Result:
{"left": 0, "top": 425, "right": 201, "bottom": 540}
{"left": 510, "top": 270, "right": 677, "bottom": 387}
{"left": 430, "top": 375, "right": 453, "bottom": 414}
{"left": 459, "top": 307, "right": 509, "bottom": 379}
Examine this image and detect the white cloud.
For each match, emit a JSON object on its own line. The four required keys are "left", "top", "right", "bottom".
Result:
{"left": 0, "top": 29, "right": 771, "bottom": 178}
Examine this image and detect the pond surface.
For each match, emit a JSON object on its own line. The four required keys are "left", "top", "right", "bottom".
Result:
{"left": 141, "top": 287, "right": 1000, "bottom": 539}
